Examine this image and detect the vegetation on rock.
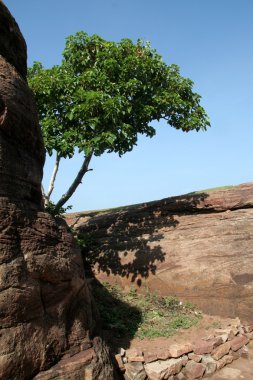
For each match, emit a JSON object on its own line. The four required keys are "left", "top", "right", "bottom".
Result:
{"left": 92, "top": 282, "right": 201, "bottom": 341}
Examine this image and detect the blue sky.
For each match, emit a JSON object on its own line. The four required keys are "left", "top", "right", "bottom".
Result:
{"left": 5, "top": 0, "right": 253, "bottom": 211}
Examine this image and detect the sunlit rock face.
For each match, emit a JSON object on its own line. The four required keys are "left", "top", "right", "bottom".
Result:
{"left": 68, "top": 183, "right": 253, "bottom": 324}
{"left": 0, "top": 3, "right": 113, "bottom": 379}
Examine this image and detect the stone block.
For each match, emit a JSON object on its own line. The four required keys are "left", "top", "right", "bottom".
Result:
{"left": 201, "top": 354, "right": 216, "bottom": 365}
{"left": 205, "top": 362, "right": 217, "bottom": 376}
{"left": 240, "top": 345, "right": 249, "bottom": 359}
{"left": 169, "top": 343, "right": 193, "bottom": 358}
{"left": 188, "top": 353, "right": 202, "bottom": 363}
{"left": 180, "top": 355, "right": 188, "bottom": 366}
{"left": 193, "top": 340, "right": 214, "bottom": 355}
{"left": 115, "top": 354, "right": 125, "bottom": 372}
{"left": 211, "top": 341, "right": 231, "bottom": 360}
{"left": 201, "top": 355, "right": 217, "bottom": 375}
{"left": 183, "top": 361, "right": 205, "bottom": 379}
{"left": 156, "top": 349, "right": 171, "bottom": 360}
{"left": 230, "top": 335, "right": 249, "bottom": 351}
{"left": 217, "top": 333, "right": 229, "bottom": 343}
{"left": 245, "top": 332, "right": 253, "bottom": 340}
{"left": 174, "top": 373, "right": 187, "bottom": 380}
{"left": 124, "top": 362, "right": 146, "bottom": 380}
{"left": 144, "top": 360, "right": 169, "bottom": 380}
{"left": 144, "top": 358, "right": 184, "bottom": 380}
{"left": 215, "top": 328, "right": 236, "bottom": 340}
{"left": 143, "top": 351, "right": 158, "bottom": 364}
{"left": 126, "top": 348, "right": 144, "bottom": 363}
{"left": 209, "top": 336, "right": 224, "bottom": 348}
{"left": 229, "top": 348, "right": 241, "bottom": 360}
{"left": 216, "top": 354, "right": 233, "bottom": 370}
{"left": 243, "top": 325, "right": 253, "bottom": 333}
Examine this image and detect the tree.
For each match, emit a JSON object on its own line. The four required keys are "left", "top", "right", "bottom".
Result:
{"left": 28, "top": 31, "right": 210, "bottom": 213}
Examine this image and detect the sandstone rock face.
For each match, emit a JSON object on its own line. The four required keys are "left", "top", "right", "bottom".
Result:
{"left": 0, "top": 1, "right": 27, "bottom": 79}
{"left": 0, "top": 3, "right": 113, "bottom": 379}
{"left": 68, "top": 183, "right": 253, "bottom": 324}
{"left": 0, "top": 2, "right": 44, "bottom": 205}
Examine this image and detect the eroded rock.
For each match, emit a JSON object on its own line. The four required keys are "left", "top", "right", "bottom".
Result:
{"left": 0, "top": 3, "right": 113, "bottom": 379}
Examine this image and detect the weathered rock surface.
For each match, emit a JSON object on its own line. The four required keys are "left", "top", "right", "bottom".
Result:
{"left": 0, "top": 3, "right": 113, "bottom": 379}
{"left": 0, "top": 2, "right": 44, "bottom": 205}
{"left": 68, "top": 183, "right": 253, "bottom": 324}
{"left": 0, "top": 0, "right": 27, "bottom": 79}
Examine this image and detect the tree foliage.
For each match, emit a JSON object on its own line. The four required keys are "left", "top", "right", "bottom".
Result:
{"left": 28, "top": 31, "right": 210, "bottom": 212}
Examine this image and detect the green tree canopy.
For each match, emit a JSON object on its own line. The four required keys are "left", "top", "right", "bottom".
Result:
{"left": 28, "top": 31, "right": 210, "bottom": 213}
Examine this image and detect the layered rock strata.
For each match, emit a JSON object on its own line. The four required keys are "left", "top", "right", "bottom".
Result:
{"left": 0, "top": 2, "right": 113, "bottom": 379}
{"left": 68, "top": 183, "right": 253, "bottom": 324}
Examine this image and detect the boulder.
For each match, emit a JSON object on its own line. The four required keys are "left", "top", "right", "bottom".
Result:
{"left": 0, "top": 2, "right": 113, "bottom": 379}
{"left": 68, "top": 183, "right": 253, "bottom": 324}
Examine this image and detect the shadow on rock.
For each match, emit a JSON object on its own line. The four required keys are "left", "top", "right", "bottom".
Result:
{"left": 76, "top": 192, "right": 210, "bottom": 286}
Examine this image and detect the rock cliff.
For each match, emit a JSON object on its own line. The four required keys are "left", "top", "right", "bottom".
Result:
{"left": 0, "top": 2, "right": 113, "bottom": 379}
{"left": 68, "top": 183, "right": 253, "bottom": 324}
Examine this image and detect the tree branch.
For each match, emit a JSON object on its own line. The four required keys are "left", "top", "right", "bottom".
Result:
{"left": 41, "top": 184, "right": 46, "bottom": 203}
{"left": 47, "top": 153, "right": 61, "bottom": 199}
{"left": 54, "top": 152, "right": 93, "bottom": 213}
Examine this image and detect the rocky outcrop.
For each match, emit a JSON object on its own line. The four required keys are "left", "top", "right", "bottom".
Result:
{"left": 0, "top": 1, "right": 44, "bottom": 206}
{"left": 68, "top": 183, "right": 253, "bottom": 324}
{"left": 0, "top": 3, "right": 113, "bottom": 379}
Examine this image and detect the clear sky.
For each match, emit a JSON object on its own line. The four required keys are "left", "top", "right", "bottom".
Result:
{"left": 5, "top": 0, "right": 253, "bottom": 211}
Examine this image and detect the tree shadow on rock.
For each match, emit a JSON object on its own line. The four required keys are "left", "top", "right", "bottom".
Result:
{"left": 78, "top": 192, "right": 210, "bottom": 287}
{"left": 81, "top": 212, "right": 177, "bottom": 287}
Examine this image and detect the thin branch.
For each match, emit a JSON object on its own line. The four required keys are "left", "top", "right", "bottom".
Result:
{"left": 47, "top": 153, "right": 61, "bottom": 199}
{"left": 54, "top": 152, "right": 93, "bottom": 213}
{"left": 41, "top": 184, "right": 46, "bottom": 200}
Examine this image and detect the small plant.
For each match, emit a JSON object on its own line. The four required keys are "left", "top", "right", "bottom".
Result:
{"left": 74, "top": 231, "right": 98, "bottom": 250}
{"left": 164, "top": 296, "right": 181, "bottom": 310}
{"left": 127, "top": 287, "right": 138, "bottom": 300}
{"left": 170, "top": 315, "right": 197, "bottom": 329}
{"left": 183, "top": 300, "right": 196, "bottom": 311}
{"left": 45, "top": 200, "right": 72, "bottom": 216}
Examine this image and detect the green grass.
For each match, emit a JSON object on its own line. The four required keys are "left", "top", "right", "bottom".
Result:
{"left": 92, "top": 282, "right": 201, "bottom": 340}
{"left": 192, "top": 185, "right": 235, "bottom": 194}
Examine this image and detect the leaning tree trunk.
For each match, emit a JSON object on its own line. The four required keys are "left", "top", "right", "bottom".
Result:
{"left": 54, "top": 152, "right": 93, "bottom": 213}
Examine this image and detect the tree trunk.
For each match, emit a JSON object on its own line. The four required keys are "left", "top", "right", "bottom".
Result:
{"left": 54, "top": 153, "right": 93, "bottom": 213}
